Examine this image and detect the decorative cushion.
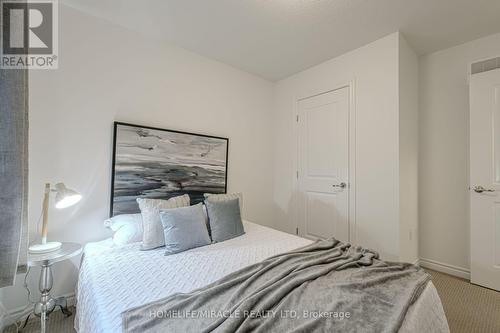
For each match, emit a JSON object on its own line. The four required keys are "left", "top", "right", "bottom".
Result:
{"left": 203, "top": 192, "right": 243, "bottom": 214}
{"left": 103, "top": 213, "right": 143, "bottom": 246}
{"left": 205, "top": 197, "right": 245, "bottom": 243}
{"left": 159, "top": 203, "right": 211, "bottom": 255}
{"left": 136, "top": 194, "right": 190, "bottom": 250}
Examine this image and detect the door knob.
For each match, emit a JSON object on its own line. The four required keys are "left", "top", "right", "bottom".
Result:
{"left": 472, "top": 185, "right": 495, "bottom": 193}
{"left": 332, "top": 182, "right": 347, "bottom": 189}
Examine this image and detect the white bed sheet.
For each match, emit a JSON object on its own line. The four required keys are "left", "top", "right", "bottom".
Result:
{"left": 75, "top": 221, "right": 448, "bottom": 333}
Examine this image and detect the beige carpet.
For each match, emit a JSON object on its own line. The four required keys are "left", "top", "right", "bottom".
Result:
{"left": 426, "top": 269, "right": 500, "bottom": 333}
{"left": 4, "top": 270, "right": 500, "bottom": 333}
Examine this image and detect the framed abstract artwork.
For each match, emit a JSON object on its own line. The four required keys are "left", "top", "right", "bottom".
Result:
{"left": 110, "top": 122, "right": 228, "bottom": 216}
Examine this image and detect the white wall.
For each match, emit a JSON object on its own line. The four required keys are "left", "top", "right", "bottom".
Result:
{"left": 419, "top": 32, "right": 500, "bottom": 272}
{"left": 272, "top": 33, "right": 403, "bottom": 260}
{"left": 0, "top": 5, "right": 275, "bottom": 312}
{"left": 398, "top": 35, "right": 419, "bottom": 263}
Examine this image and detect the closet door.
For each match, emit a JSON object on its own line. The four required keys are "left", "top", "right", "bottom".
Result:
{"left": 470, "top": 68, "right": 500, "bottom": 291}
{"left": 297, "top": 87, "right": 350, "bottom": 241}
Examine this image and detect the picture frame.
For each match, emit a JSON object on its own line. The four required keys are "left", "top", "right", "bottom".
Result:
{"left": 110, "top": 121, "right": 229, "bottom": 216}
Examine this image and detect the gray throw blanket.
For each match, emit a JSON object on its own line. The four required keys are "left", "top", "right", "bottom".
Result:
{"left": 122, "top": 239, "right": 430, "bottom": 333}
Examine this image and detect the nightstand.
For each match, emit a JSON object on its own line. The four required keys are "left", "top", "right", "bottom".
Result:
{"left": 25, "top": 242, "right": 82, "bottom": 333}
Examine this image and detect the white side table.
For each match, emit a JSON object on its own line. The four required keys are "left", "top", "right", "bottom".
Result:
{"left": 26, "top": 242, "right": 82, "bottom": 333}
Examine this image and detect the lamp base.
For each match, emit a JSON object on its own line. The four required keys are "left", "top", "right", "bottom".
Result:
{"left": 29, "top": 242, "right": 62, "bottom": 254}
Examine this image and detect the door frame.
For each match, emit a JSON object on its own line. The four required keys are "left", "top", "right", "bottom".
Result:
{"left": 291, "top": 79, "right": 357, "bottom": 243}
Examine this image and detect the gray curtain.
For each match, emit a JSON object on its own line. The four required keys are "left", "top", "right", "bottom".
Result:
{"left": 0, "top": 68, "right": 29, "bottom": 288}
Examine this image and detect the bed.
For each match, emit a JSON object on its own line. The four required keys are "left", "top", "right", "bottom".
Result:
{"left": 75, "top": 221, "right": 449, "bottom": 333}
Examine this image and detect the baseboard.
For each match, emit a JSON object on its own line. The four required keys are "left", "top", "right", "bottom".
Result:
{"left": 419, "top": 257, "right": 470, "bottom": 280}
{"left": 6, "top": 292, "right": 75, "bottom": 323}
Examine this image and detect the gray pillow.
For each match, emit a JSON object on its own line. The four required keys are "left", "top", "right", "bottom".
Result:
{"left": 159, "top": 203, "right": 211, "bottom": 255}
{"left": 205, "top": 198, "right": 245, "bottom": 243}
{"left": 204, "top": 192, "right": 243, "bottom": 214}
{"left": 137, "top": 194, "right": 191, "bottom": 250}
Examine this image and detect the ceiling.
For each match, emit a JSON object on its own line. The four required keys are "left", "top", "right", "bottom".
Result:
{"left": 63, "top": 0, "right": 500, "bottom": 81}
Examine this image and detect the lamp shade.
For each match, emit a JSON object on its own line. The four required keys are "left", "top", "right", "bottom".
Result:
{"left": 54, "top": 183, "right": 82, "bottom": 209}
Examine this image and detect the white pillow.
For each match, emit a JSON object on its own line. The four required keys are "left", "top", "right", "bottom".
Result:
{"left": 103, "top": 213, "right": 143, "bottom": 246}
{"left": 137, "top": 194, "right": 191, "bottom": 250}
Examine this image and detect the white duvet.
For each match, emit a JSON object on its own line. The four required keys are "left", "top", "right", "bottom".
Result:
{"left": 75, "top": 221, "right": 449, "bottom": 333}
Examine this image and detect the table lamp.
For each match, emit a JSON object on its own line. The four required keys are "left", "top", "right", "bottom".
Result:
{"left": 28, "top": 183, "right": 82, "bottom": 254}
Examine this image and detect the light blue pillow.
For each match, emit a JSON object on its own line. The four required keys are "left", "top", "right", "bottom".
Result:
{"left": 159, "top": 203, "right": 211, "bottom": 255}
{"left": 205, "top": 198, "right": 245, "bottom": 243}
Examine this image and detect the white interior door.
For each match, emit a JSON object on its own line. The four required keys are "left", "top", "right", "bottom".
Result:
{"left": 470, "top": 68, "right": 500, "bottom": 291}
{"left": 297, "top": 87, "right": 349, "bottom": 242}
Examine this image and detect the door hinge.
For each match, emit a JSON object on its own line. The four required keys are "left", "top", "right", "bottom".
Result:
{"left": 295, "top": 227, "right": 299, "bottom": 235}
{"left": 296, "top": 115, "right": 299, "bottom": 122}
{"left": 296, "top": 171, "right": 299, "bottom": 179}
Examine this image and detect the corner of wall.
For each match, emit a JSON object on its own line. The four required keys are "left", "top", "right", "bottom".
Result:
{"left": 398, "top": 32, "right": 419, "bottom": 263}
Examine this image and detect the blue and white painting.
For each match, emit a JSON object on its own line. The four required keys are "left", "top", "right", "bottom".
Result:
{"left": 111, "top": 123, "right": 228, "bottom": 215}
